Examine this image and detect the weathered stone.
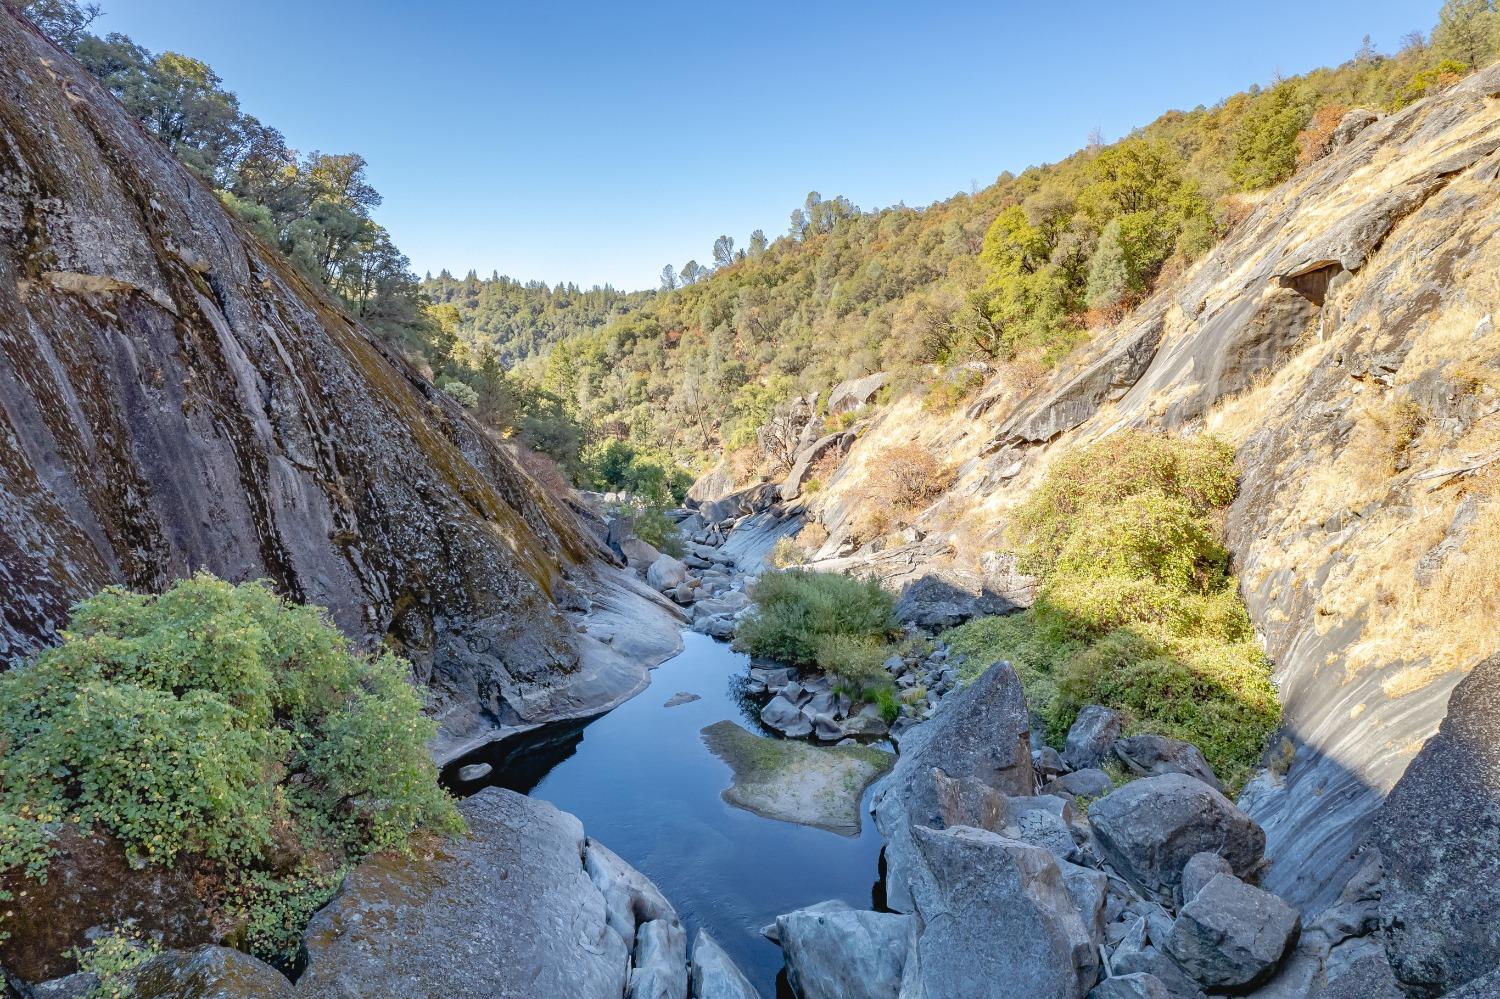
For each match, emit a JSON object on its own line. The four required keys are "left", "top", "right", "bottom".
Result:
{"left": 1112, "top": 735, "right": 1222, "bottom": 792}
{"left": 1045, "top": 768, "right": 1115, "bottom": 800}
{"left": 299, "top": 788, "right": 637, "bottom": 998}
{"left": 776, "top": 906, "right": 910, "bottom": 999}
{"left": 827, "top": 372, "right": 888, "bottom": 415}
{"left": 872, "top": 660, "right": 1036, "bottom": 913}
{"left": 627, "top": 918, "right": 688, "bottom": 999}
{"left": 1365, "top": 653, "right": 1500, "bottom": 996}
{"left": 760, "top": 694, "right": 813, "bottom": 738}
{"left": 1061, "top": 860, "right": 1110, "bottom": 952}
{"left": 1179, "top": 852, "right": 1233, "bottom": 907}
{"left": 902, "top": 825, "right": 1097, "bottom": 999}
{"left": 1064, "top": 706, "right": 1124, "bottom": 770}
{"left": 1035, "top": 746, "right": 1071, "bottom": 779}
{"left": 1165, "top": 874, "right": 1300, "bottom": 990}
{"left": 647, "top": 554, "right": 690, "bottom": 591}
{"left": 689, "top": 930, "right": 761, "bottom": 999}
{"left": 843, "top": 703, "right": 890, "bottom": 738}
{"left": 1317, "top": 937, "right": 1403, "bottom": 999}
{"left": 622, "top": 537, "right": 664, "bottom": 571}
{"left": 761, "top": 900, "right": 851, "bottom": 944}
{"left": 455, "top": 762, "right": 493, "bottom": 782}
{"left": 1088, "top": 774, "right": 1264, "bottom": 901}
{"left": 124, "top": 946, "right": 293, "bottom": 999}
{"left": 1088, "top": 973, "right": 1171, "bottom": 999}
{"left": 663, "top": 691, "right": 700, "bottom": 708}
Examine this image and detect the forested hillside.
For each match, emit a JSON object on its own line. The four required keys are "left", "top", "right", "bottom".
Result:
{"left": 419, "top": 1, "right": 1497, "bottom": 489}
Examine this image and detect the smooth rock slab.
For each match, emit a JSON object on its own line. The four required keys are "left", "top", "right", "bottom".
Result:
{"left": 901, "top": 825, "right": 1098, "bottom": 999}
{"left": 299, "top": 788, "right": 633, "bottom": 999}
{"left": 1165, "top": 873, "right": 1300, "bottom": 990}
{"left": 701, "top": 721, "right": 892, "bottom": 835}
{"left": 1088, "top": 773, "right": 1264, "bottom": 901}
{"left": 690, "top": 930, "right": 762, "bottom": 999}
{"left": 776, "top": 906, "right": 910, "bottom": 999}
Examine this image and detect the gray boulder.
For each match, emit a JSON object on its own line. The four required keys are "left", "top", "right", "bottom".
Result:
{"left": 689, "top": 930, "right": 761, "bottom": 999}
{"left": 1165, "top": 873, "right": 1300, "bottom": 990}
{"left": 1088, "top": 774, "right": 1264, "bottom": 901}
{"left": 901, "top": 825, "right": 1097, "bottom": 999}
{"left": 871, "top": 660, "right": 1036, "bottom": 912}
{"left": 762, "top": 899, "right": 851, "bottom": 944}
{"left": 760, "top": 693, "right": 813, "bottom": 738}
{"left": 1113, "top": 735, "right": 1221, "bottom": 792}
{"left": 1061, "top": 861, "right": 1110, "bottom": 952}
{"left": 628, "top": 918, "right": 688, "bottom": 999}
{"left": 1088, "top": 973, "right": 1171, "bottom": 999}
{"left": 621, "top": 536, "right": 663, "bottom": 571}
{"left": 776, "top": 906, "right": 910, "bottom": 999}
{"left": 1046, "top": 768, "right": 1115, "bottom": 800}
{"left": 31, "top": 946, "right": 293, "bottom": 999}
{"left": 1365, "top": 653, "right": 1500, "bottom": 997}
{"left": 1179, "top": 852, "right": 1233, "bottom": 907}
{"left": 647, "top": 554, "right": 690, "bottom": 591}
{"left": 299, "top": 788, "right": 647, "bottom": 998}
{"left": 1064, "top": 706, "right": 1123, "bottom": 770}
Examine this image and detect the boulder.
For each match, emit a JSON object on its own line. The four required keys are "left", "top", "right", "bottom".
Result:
{"left": 843, "top": 703, "right": 891, "bottom": 738}
{"left": 1064, "top": 706, "right": 1124, "bottom": 770}
{"left": 1035, "top": 746, "right": 1071, "bottom": 779}
{"left": 776, "top": 906, "right": 910, "bottom": 999}
{"left": 621, "top": 536, "right": 663, "bottom": 571}
{"left": 1061, "top": 861, "right": 1110, "bottom": 952}
{"left": 647, "top": 555, "right": 690, "bottom": 591}
{"left": 1330, "top": 108, "right": 1380, "bottom": 149}
{"left": 456, "top": 762, "right": 493, "bottom": 782}
{"left": 689, "top": 930, "right": 761, "bottom": 999}
{"left": 1045, "top": 768, "right": 1115, "bottom": 800}
{"left": 1087, "top": 973, "right": 1171, "bottom": 999}
{"left": 1179, "top": 852, "right": 1233, "bottom": 907}
{"left": 827, "top": 372, "right": 888, "bottom": 415}
{"left": 627, "top": 918, "right": 688, "bottom": 999}
{"left": 1113, "top": 735, "right": 1222, "bottom": 792}
{"left": 760, "top": 694, "right": 813, "bottom": 738}
{"left": 299, "top": 788, "right": 639, "bottom": 998}
{"left": 781, "top": 431, "right": 855, "bottom": 501}
{"left": 1088, "top": 774, "right": 1264, "bottom": 901}
{"left": 1165, "top": 874, "right": 1300, "bottom": 991}
{"left": 68, "top": 946, "right": 291, "bottom": 999}
{"left": 901, "top": 825, "right": 1097, "bottom": 999}
{"left": 761, "top": 900, "right": 851, "bottom": 944}
{"left": 663, "top": 691, "right": 701, "bottom": 708}
{"left": 1365, "top": 653, "right": 1500, "bottom": 996}
{"left": 871, "top": 660, "right": 1036, "bottom": 912}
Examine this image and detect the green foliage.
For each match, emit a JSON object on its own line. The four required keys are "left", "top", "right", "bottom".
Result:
{"left": 734, "top": 571, "right": 897, "bottom": 667}
{"left": 874, "top": 687, "right": 901, "bottom": 725}
{"left": 945, "top": 431, "right": 1277, "bottom": 792}
{"left": 1228, "top": 84, "right": 1312, "bottom": 191}
{"left": 813, "top": 633, "right": 893, "bottom": 693}
{"left": 1432, "top": 0, "right": 1500, "bottom": 68}
{"left": 1397, "top": 58, "right": 1472, "bottom": 106}
{"left": 629, "top": 501, "right": 684, "bottom": 558}
{"left": 67, "top": 921, "right": 159, "bottom": 999}
{"left": 223, "top": 867, "right": 348, "bottom": 963}
{"left": 0, "top": 574, "right": 462, "bottom": 960}
{"left": 439, "top": 378, "right": 480, "bottom": 409}
{"left": 584, "top": 439, "right": 692, "bottom": 504}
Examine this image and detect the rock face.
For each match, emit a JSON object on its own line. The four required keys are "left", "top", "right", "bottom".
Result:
{"left": 775, "top": 906, "right": 910, "bottom": 999}
{"left": 0, "top": 8, "right": 681, "bottom": 760}
{"left": 871, "top": 660, "right": 1036, "bottom": 912}
{"left": 901, "top": 825, "right": 1097, "bottom": 999}
{"left": 1087, "top": 774, "right": 1265, "bottom": 902}
{"left": 1365, "top": 653, "right": 1500, "bottom": 996}
{"left": 301, "top": 788, "right": 668, "bottom": 998}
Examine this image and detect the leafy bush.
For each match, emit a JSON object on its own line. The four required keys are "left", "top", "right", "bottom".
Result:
{"left": 0, "top": 574, "right": 463, "bottom": 961}
{"left": 944, "top": 431, "right": 1278, "bottom": 792}
{"left": 630, "top": 501, "right": 684, "bottom": 557}
{"left": 68, "top": 922, "right": 160, "bottom": 998}
{"left": 813, "top": 633, "right": 893, "bottom": 693}
{"left": 734, "top": 570, "right": 896, "bottom": 666}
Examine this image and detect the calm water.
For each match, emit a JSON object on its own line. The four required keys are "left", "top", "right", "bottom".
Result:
{"left": 442, "top": 631, "right": 887, "bottom": 996}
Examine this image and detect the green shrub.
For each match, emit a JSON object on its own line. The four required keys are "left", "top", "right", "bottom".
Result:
{"left": 68, "top": 922, "right": 160, "bottom": 997}
{"left": 0, "top": 574, "right": 463, "bottom": 961}
{"left": 944, "top": 431, "right": 1278, "bottom": 793}
{"left": 875, "top": 687, "right": 900, "bottom": 724}
{"left": 631, "top": 501, "right": 684, "bottom": 557}
{"left": 813, "top": 633, "right": 892, "bottom": 692}
{"left": 734, "top": 570, "right": 896, "bottom": 666}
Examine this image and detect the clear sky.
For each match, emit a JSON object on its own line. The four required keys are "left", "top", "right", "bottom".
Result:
{"left": 97, "top": 1, "right": 1432, "bottom": 291}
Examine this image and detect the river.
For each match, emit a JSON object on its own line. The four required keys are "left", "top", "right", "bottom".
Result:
{"left": 442, "top": 630, "right": 888, "bottom": 996}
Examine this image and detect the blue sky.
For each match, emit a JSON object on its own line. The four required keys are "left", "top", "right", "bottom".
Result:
{"left": 99, "top": 1, "right": 1432, "bottom": 291}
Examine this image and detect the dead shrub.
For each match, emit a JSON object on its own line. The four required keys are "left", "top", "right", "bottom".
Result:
{"left": 867, "top": 443, "right": 955, "bottom": 512}
{"left": 512, "top": 445, "right": 573, "bottom": 496}
{"left": 1296, "top": 105, "right": 1349, "bottom": 168}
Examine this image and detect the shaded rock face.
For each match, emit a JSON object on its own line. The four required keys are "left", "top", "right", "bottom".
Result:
{"left": 871, "top": 660, "right": 1036, "bottom": 913}
{"left": 0, "top": 9, "right": 661, "bottom": 756}
{"left": 0, "top": 826, "right": 216, "bottom": 982}
{"left": 1365, "top": 653, "right": 1500, "bottom": 997}
{"left": 301, "top": 788, "right": 650, "bottom": 998}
